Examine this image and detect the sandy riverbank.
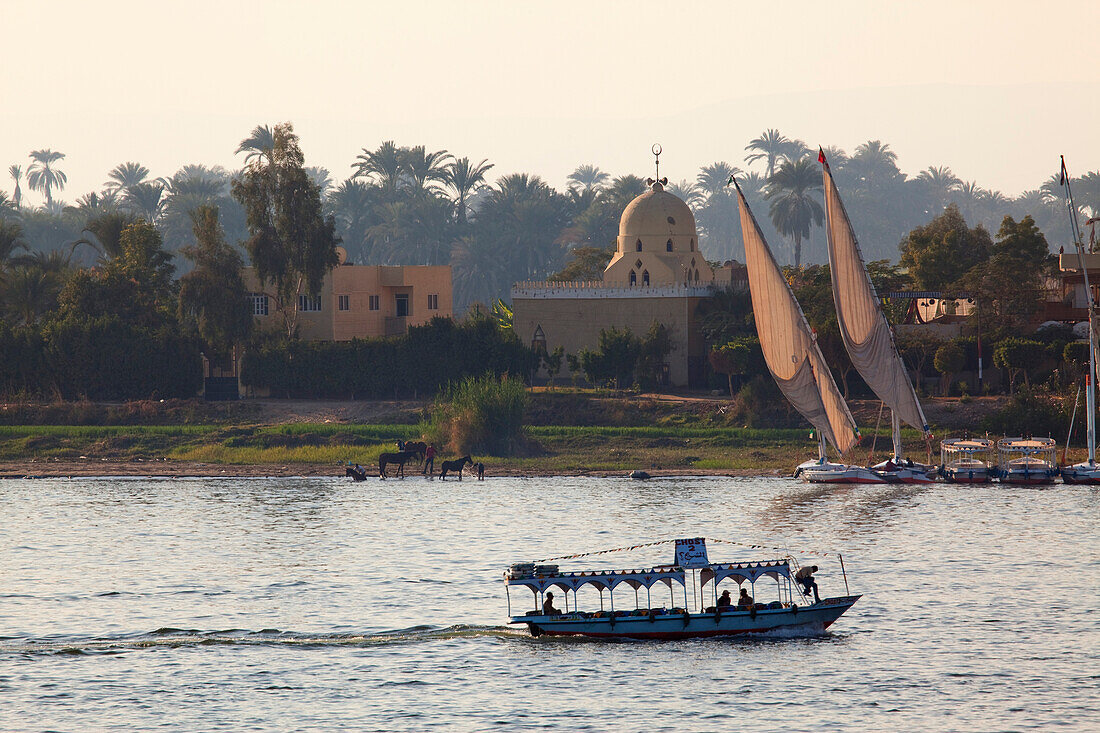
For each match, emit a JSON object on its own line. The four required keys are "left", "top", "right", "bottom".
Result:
{"left": 0, "top": 459, "right": 777, "bottom": 480}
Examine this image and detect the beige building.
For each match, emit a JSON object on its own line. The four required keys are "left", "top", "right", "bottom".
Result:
{"left": 512, "top": 180, "right": 738, "bottom": 387}
{"left": 244, "top": 249, "right": 453, "bottom": 340}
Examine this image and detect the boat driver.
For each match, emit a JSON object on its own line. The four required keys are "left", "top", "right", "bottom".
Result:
{"left": 542, "top": 592, "right": 561, "bottom": 615}
{"left": 795, "top": 565, "right": 821, "bottom": 603}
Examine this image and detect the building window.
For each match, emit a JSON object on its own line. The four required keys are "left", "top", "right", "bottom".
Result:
{"left": 531, "top": 324, "right": 546, "bottom": 354}
{"left": 298, "top": 294, "right": 322, "bottom": 312}
{"left": 666, "top": 239, "right": 673, "bottom": 252}
{"left": 249, "top": 293, "right": 268, "bottom": 316}
{"left": 690, "top": 238, "right": 695, "bottom": 251}
{"left": 395, "top": 293, "right": 409, "bottom": 317}
{"left": 629, "top": 270, "right": 637, "bottom": 286}
{"left": 642, "top": 270, "right": 650, "bottom": 286}
{"left": 427, "top": 294, "right": 439, "bottom": 310}
{"left": 338, "top": 294, "right": 350, "bottom": 311}
{"left": 636, "top": 239, "right": 642, "bottom": 252}
{"left": 369, "top": 295, "right": 380, "bottom": 311}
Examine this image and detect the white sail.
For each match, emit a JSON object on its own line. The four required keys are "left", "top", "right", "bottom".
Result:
{"left": 821, "top": 158, "right": 929, "bottom": 435}
{"left": 735, "top": 181, "right": 860, "bottom": 455}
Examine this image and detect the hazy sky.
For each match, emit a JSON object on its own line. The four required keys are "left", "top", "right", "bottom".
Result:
{"left": 4, "top": 1, "right": 1098, "bottom": 206}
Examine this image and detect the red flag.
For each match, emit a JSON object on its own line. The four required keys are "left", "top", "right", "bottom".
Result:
{"left": 818, "top": 148, "right": 827, "bottom": 164}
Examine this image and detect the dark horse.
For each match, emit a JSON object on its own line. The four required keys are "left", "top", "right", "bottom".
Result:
{"left": 379, "top": 450, "right": 417, "bottom": 479}
{"left": 439, "top": 455, "right": 474, "bottom": 480}
{"left": 397, "top": 441, "right": 427, "bottom": 464}
{"left": 346, "top": 464, "right": 368, "bottom": 482}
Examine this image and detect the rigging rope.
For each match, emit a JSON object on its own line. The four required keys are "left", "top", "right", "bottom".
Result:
{"left": 531, "top": 537, "right": 840, "bottom": 563}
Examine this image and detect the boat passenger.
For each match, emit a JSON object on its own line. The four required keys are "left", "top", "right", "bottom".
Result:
{"left": 738, "top": 588, "right": 754, "bottom": 608}
{"left": 542, "top": 592, "right": 561, "bottom": 615}
{"left": 717, "top": 590, "right": 732, "bottom": 608}
{"left": 795, "top": 565, "right": 820, "bottom": 603}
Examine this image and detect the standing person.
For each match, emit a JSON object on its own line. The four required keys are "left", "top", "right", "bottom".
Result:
{"left": 423, "top": 444, "right": 435, "bottom": 476}
{"left": 476, "top": 461, "right": 484, "bottom": 480}
{"left": 795, "top": 565, "right": 820, "bottom": 603}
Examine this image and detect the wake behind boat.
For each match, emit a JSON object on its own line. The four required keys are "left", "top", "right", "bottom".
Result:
{"left": 504, "top": 538, "right": 859, "bottom": 640}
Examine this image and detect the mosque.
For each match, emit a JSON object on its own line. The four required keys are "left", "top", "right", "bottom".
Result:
{"left": 511, "top": 173, "right": 741, "bottom": 387}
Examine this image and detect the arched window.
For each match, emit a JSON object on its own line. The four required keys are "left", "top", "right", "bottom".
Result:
{"left": 666, "top": 239, "right": 673, "bottom": 252}
{"left": 629, "top": 270, "right": 637, "bottom": 286}
{"left": 642, "top": 270, "right": 650, "bottom": 286}
{"left": 690, "top": 238, "right": 695, "bottom": 251}
{"left": 693, "top": 269, "right": 699, "bottom": 282}
{"left": 636, "top": 239, "right": 642, "bottom": 252}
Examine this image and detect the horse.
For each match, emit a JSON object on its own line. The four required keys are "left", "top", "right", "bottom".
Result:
{"left": 439, "top": 455, "right": 474, "bottom": 481}
{"left": 398, "top": 441, "right": 427, "bottom": 464}
{"left": 346, "top": 464, "right": 368, "bottom": 482}
{"left": 379, "top": 450, "right": 416, "bottom": 479}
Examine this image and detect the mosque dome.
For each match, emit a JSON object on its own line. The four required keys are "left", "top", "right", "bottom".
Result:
{"left": 616, "top": 181, "right": 698, "bottom": 254}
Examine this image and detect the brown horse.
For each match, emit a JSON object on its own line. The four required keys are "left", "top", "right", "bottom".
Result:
{"left": 398, "top": 441, "right": 427, "bottom": 463}
{"left": 379, "top": 450, "right": 416, "bottom": 479}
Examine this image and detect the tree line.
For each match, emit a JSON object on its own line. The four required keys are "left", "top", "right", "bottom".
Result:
{"left": 4, "top": 127, "right": 1099, "bottom": 319}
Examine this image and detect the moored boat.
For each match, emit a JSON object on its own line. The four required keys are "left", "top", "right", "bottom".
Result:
{"left": 504, "top": 537, "right": 860, "bottom": 640}
{"left": 998, "top": 437, "right": 1058, "bottom": 484}
{"left": 1056, "top": 156, "right": 1100, "bottom": 485}
{"left": 733, "top": 179, "right": 872, "bottom": 482}
{"left": 820, "top": 151, "right": 936, "bottom": 478}
{"left": 939, "top": 437, "right": 996, "bottom": 483}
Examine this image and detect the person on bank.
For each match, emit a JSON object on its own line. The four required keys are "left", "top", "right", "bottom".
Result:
{"left": 542, "top": 592, "right": 561, "bottom": 615}
{"left": 795, "top": 565, "right": 820, "bottom": 603}
{"left": 423, "top": 444, "right": 436, "bottom": 476}
{"left": 738, "top": 588, "right": 754, "bottom": 608}
{"left": 717, "top": 589, "right": 732, "bottom": 608}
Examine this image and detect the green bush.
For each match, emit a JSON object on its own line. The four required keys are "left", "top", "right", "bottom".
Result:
{"left": 421, "top": 373, "right": 528, "bottom": 456}
{"left": 980, "top": 386, "right": 1068, "bottom": 437}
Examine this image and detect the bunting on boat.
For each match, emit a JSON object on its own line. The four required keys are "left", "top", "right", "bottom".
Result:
{"left": 820, "top": 157, "right": 930, "bottom": 435}
{"left": 734, "top": 179, "right": 860, "bottom": 455}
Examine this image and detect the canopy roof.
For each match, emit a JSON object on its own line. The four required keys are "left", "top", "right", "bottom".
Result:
{"left": 506, "top": 561, "right": 790, "bottom": 594}
{"left": 998, "top": 437, "right": 1057, "bottom": 452}
{"left": 942, "top": 438, "right": 993, "bottom": 452}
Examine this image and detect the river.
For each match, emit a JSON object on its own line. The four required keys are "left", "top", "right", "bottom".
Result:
{"left": 1, "top": 475, "right": 1097, "bottom": 731}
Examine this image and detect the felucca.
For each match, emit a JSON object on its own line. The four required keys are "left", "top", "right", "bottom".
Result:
{"left": 1058, "top": 155, "right": 1100, "bottom": 484}
{"left": 733, "top": 179, "right": 883, "bottom": 483}
{"left": 819, "top": 151, "right": 937, "bottom": 483}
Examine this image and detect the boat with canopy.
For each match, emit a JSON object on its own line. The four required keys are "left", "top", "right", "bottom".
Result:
{"left": 1057, "top": 156, "right": 1100, "bottom": 484}
{"left": 939, "top": 437, "right": 996, "bottom": 483}
{"left": 504, "top": 537, "right": 860, "bottom": 640}
{"left": 819, "top": 151, "right": 937, "bottom": 483}
{"left": 998, "top": 437, "right": 1058, "bottom": 484}
{"left": 732, "top": 179, "right": 881, "bottom": 484}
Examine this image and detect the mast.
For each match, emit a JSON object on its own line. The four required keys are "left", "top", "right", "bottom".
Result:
{"left": 1063, "top": 156, "right": 1096, "bottom": 464}
{"left": 891, "top": 412, "right": 902, "bottom": 462}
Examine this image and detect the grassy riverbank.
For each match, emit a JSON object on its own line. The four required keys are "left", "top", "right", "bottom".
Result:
{"left": 0, "top": 392, "right": 1022, "bottom": 477}
{"left": 0, "top": 422, "right": 942, "bottom": 475}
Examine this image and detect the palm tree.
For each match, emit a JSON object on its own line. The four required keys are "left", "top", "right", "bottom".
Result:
{"left": 765, "top": 157, "right": 824, "bottom": 266}
{"left": 447, "top": 157, "right": 494, "bottom": 224}
{"left": 123, "top": 182, "right": 165, "bottom": 222}
{"left": 666, "top": 179, "right": 703, "bottom": 208}
{"left": 329, "top": 179, "right": 377, "bottom": 261}
{"left": 26, "top": 149, "right": 67, "bottom": 207}
{"left": 401, "top": 146, "right": 452, "bottom": 192}
{"left": 9, "top": 165, "right": 23, "bottom": 209}
{"left": 306, "top": 166, "right": 333, "bottom": 199}
{"left": 567, "top": 164, "right": 610, "bottom": 192}
{"left": 66, "top": 191, "right": 120, "bottom": 218}
{"left": 353, "top": 140, "right": 404, "bottom": 189}
{"left": 697, "top": 162, "right": 741, "bottom": 194}
{"left": 0, "top": 219, "right": 27, "bottom": 263}
{"left": 818, "top": 145, "right": 849, "bottom": 169}
{"left": 104, "top": 162, "right": 151, "bottom": 196}
{"left": 236, "top": 124, "right": 275, "bottom": 164}
{"left": 72, "top": 211, "right": 139, "bottom": 263}
{"left": 849, "top": 140, "right": 901, "bottom": 184}
{"left": 917, "top": 166, "right": 961, "bottom": 209}
{"left": 745, "top": 129, "right": 793, "bottom": 177}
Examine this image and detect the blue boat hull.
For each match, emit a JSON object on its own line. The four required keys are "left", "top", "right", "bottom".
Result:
{"left": 511, "top": 595, "right": 861, "bottom": 640}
